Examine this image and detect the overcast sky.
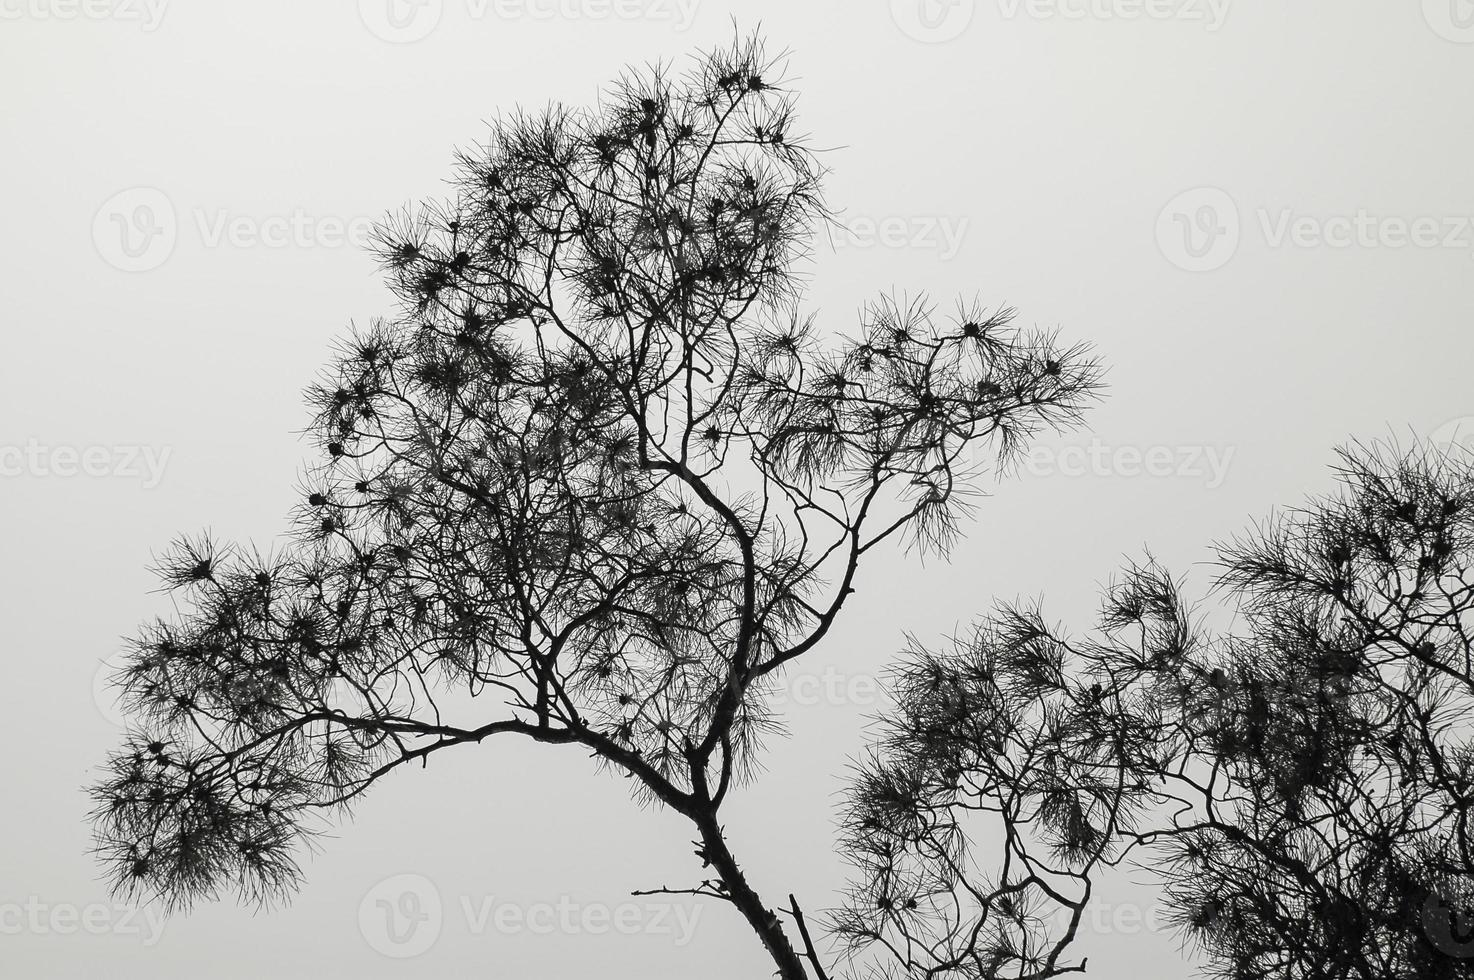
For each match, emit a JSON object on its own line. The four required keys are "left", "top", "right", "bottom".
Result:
{"left": 3, "top": 2, "right": 1474, "bottom": 977}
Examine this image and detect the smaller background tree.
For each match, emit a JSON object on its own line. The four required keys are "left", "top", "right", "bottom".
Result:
{"left": 838, "top": 441, "right": 1474, "bottom": 980}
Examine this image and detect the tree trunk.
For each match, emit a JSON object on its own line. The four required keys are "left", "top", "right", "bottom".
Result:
{"left": 694, "top": 811, "right": 811, "bottom": 980}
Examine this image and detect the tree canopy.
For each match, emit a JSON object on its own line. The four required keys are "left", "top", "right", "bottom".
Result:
{"left": 90, "top": 33, "right": 1101, "bottom": 980}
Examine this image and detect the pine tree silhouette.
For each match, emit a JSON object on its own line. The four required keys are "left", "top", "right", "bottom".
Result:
{"left": 89, "top": 32, "right": 1101, "bottom": 979}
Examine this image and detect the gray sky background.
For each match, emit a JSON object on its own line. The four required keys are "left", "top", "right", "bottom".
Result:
{"left": 3, "top": 1, "right": 1474, "bottom": 977}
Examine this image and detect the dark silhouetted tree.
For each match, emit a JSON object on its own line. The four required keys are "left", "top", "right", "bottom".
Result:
{"left": 838, "top": 442, "right": 1474, "bottom": 979}
{"left": 89, "top": 33, "right": 1101, "bottom": 979}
